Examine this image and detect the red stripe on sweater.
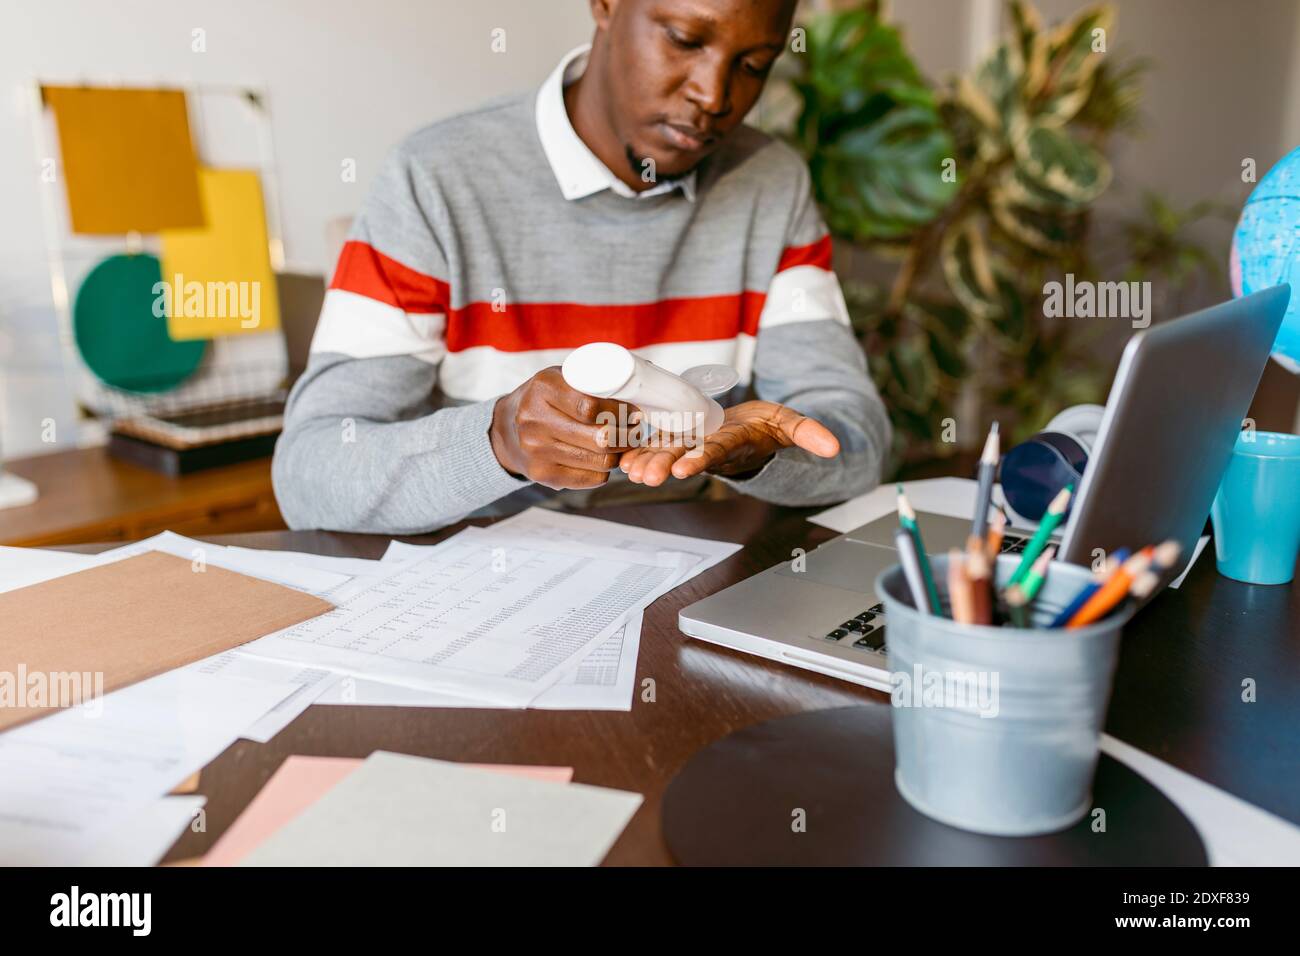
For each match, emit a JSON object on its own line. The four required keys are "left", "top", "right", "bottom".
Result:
{"left": 777, "top": 234, "right": 833, "bottom": 272}
{"left": 443, "top": 293, "right": 766, "bottom": 353}
{"left": 330, "top": 240, "right": 449, "bottom": 313}
{"left": 329, "top": 240, "right": 804, "bottom": 352}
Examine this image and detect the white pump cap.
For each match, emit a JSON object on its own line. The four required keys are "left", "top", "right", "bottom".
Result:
{"left": 561, "top": 342, "right": 636, "bottom": 398}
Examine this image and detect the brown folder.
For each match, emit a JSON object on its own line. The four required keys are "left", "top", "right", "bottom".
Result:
{"left": 0, "top": 551, "right": 333, "bottom": 731}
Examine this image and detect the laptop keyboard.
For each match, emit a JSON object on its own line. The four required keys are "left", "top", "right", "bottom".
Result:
{"left": 820, "top": 530, "right": 1031, "bottom": 653}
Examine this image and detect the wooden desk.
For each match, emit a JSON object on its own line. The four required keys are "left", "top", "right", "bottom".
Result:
{"left": 0, "top": 446, "right": 284, "bottom": 546}
{"left": 75, "top": 496, "right": 1300, "bottom": 865}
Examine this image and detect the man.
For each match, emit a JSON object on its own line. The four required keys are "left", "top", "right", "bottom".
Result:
{"left": 273, "top": 0, "right": 890, "bottom": 534}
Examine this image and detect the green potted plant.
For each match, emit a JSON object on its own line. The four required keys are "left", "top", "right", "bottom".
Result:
{"left": 775, "top": 0, "right": 1223, "bottom": 467}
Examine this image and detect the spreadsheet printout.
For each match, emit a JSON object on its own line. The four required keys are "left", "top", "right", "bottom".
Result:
{"left": 244, "top": 528, "right": 693, "bottom": 706}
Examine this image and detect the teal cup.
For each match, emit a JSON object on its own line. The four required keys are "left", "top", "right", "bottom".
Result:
{"left": 1210, "top": 431, "right": 1300, "bottom": 585}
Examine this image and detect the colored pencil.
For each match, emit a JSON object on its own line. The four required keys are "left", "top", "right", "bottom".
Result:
{"left": 948, "top": 549, "right": 976, "bottom": 624}
{"left": 1128, "top": 568, "right": 1162, "bottom": 601}
{"left": 895, "top": 527, "right": 931, "bottom": 614}
{"left": 970, "top": 421, "right": 1000, "bottom": 540}
{"left": 1008, "top": 484, "right": 1074, "bottom": 587}
{"left": 985, "top": 506, "right": 1007, "bottom": 562}
{"left": 1066, "top": 547, "right": 1154, "bottom": 629}
{"left": 1148, "top": 539, "right": 1184, "bottom": 578}
{"left": 965, "top": 535, "right": 993, "bottom": 624}
{"left": 1049, "top": 547, "right": 1131, "bottom": 627}
{"left": 1005, "top": 585, "right": 1030, "bottom": 628}
{"left": 898, "top": 485, "right": 942, "bottom": 615}
{"left": 1019, "top": 546, "right": 1056, "bottom": 604}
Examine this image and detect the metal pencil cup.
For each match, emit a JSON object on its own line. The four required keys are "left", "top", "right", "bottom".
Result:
{"left": 876, "top": 554, "right": 1134, "bottom": 837}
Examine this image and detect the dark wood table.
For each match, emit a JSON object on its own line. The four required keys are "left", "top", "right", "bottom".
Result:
{"left": 78, "top": 496, "right": 1300, "bottom": 864}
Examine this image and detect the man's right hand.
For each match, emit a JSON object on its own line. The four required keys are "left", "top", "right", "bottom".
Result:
{"left": 489, "top": 367, "right": 632, "bottom": 489}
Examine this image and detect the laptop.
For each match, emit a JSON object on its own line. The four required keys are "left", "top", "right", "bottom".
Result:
{"left": 678, "top": 286, "right": 1292, "bottom": 691}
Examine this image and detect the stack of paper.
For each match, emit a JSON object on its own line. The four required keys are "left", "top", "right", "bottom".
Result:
{"left": 0, "top": 510, "right": 737, "bottom": 864}
{"left": 233, "top": 752, "right": 640, "bottom": 867}
{"left": 202, "top": 755, "right": 576, "bottom": 866}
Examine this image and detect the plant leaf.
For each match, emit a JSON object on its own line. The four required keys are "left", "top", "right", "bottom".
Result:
{"left": 1013, "top": 123, "right": 1112, "bottom": 203}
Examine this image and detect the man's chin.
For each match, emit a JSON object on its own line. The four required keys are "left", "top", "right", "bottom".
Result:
{"left": 626, "top": 145, "right": 709, "bottom": 185}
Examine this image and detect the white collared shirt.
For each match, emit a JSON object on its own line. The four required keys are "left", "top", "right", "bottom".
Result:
{"left": 535, "top": 44, "right": 697, "bottom": 203}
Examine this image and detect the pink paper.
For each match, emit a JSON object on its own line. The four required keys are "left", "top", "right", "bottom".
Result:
{"left": 202, "top": 756, "right": 574, "bottom": 867}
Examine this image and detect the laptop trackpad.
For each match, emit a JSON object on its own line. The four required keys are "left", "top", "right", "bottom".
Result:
{"left": 772, "top": 538, "right": 894, "bottom": 595}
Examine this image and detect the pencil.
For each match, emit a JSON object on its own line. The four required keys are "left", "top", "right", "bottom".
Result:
{"left": 898, "top": 485, "right": 942, "bottom": 615}
{"left": 985, "top": 506, "right": 1007, "bottom": 562}
{"left": 1005, "top": 585, "right": 1030, "bottom": 628}
{"left": 1147, "top": 539, "right": 1184, "bottom": 578}
{"left": 965, "top": 535, "right": 993, "bottom": 624}
{"left": 1019, "top": 546, "right": 1056, "bottom": 604}
{"left": 1128, "top": 568, "right": 1162, "bottom": 601}
{"left": 1049, "top": 547, "right": 1131, "bottom": 627}
{"left": 970, "top": 421, "right": 1000, "bottom": 540}
{"left": 1008, "top": 484, "right": 1073, "bottom": 587}
{"left": 948, "top": 548, "right": 976, "bottom": 624}
{"left": 1066, "top": 547, "right": 1154, "bottom": 629}
{"left": 895, "top": 527, "right": 931, "bottom": 615}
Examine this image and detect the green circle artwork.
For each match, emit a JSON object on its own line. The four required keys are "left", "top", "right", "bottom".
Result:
{"left": 73, "top": 253, "right": 207, "bottom": 393}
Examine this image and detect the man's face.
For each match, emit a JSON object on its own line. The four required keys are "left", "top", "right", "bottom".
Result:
{"left": 594, "top": 0, "right": 796, "bottom": 180}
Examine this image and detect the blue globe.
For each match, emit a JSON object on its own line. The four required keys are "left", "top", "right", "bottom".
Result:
{"left": 1233, "top": 144, "right": 1300, "bottom": 371}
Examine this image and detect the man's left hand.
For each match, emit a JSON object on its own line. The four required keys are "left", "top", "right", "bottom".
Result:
{"left": 618, "top": 401, "right": 840, "bottom": 487}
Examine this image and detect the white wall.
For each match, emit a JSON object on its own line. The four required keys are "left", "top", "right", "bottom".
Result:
{"left": 0, "top": 0, "right": 593, "bottom": 458}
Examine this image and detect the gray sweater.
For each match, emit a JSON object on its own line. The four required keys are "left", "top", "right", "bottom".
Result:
{"left": 273, "top": 80, "right": 890, "bottom": 534}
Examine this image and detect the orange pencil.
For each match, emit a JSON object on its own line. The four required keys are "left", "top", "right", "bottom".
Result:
{"left": 948, "top": 549, "right": 976, "bottom": 624}
{"left": 1066, "top": 546, "right": 1154, "bottom": 629}
{"left": 985, "top": 506, "right": 1007, "bottom": 563}
{"left": 965, "top": 535, "right": 993, "bottom": 624}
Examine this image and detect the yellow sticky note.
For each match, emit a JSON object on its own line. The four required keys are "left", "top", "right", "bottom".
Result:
{"left": 160, "top": 168, "right": 281, "bottom": 339}
{"left": 44, "top": 86, "right": 204, "bottom": 235}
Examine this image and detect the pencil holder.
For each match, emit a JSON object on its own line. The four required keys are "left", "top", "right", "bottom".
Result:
{"left": 876, "top": 555, "right": 1134, "bottom": 837}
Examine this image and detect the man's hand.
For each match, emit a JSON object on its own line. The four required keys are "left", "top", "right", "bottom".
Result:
{"left": 489, "top": 367, "right": 631, "bottom": 489}
{"left": 618, "top": 400, "right": 840, "bottom": 487}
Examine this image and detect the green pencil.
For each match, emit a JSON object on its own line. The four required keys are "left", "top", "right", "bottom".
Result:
{"left": 897, "top": 485, "right": 942, "bottom": 615}
{"left": 1019, "top": 546, "right": 1056, "bottom": 603}
{"left": 1008, "top": 485, "right": 1073, "bottom": 587}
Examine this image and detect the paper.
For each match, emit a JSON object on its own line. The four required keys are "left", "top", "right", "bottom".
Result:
{"left": 239, "top": 751, "right": 640, "bottom": 866}
{"left": 1101, "top": 734, "right": 1300, "bottom": 866}
{"left": 489, "top": 507, "right": 744, "bottom": 569}
{"left": 203, "top": 755, "right": 573, "bottom": 867}
{"left": 160, "top": 168, "right": 281, "bottom": 339}
{"left": 189, "top": 651, "right": 339, "bottom": 743}
{"left": 243, "top": 527, "right": 691, "bottom": 706}
{"left": 317, "top": 611, "right": 645, "bottom": 712}
{"left": 222, "top": 546, "right": 387, "bottom": 579}
{"left": 1168, "top": 535, "right": 1209, "bottom": 590}
{"left": 0, "top": 545, "right": 97, "bottom": 594}
{"left": 73, "top": 796, "right": 205, "bottom": 867}
{"left": 43, "top": 86, "right": 204, "bottom": 234}
{"left": 0, "top": 667, "right": 296, "bottom": 865}
{"left": 321, "top": 510, "right": 742, "bottom": 711}
{"left": 0, "top": 550, "right": 332, "bottom": 731}
{"left": 810, "top": 478, "right": 985, "bottom": 534}
{"left": 98, "top": 531, "right": 349, "bottom": 596}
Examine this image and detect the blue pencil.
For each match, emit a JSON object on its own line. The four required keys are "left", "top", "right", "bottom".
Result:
{"left": 1050, "top": 547, "right": 1131, "bottom": 627}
